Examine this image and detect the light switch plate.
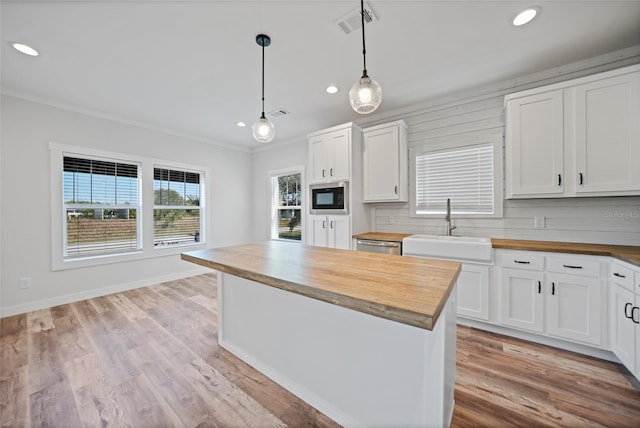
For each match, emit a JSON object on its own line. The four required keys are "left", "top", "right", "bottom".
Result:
{"left": 534, "top": 216, "right": 546, "bottom": 228}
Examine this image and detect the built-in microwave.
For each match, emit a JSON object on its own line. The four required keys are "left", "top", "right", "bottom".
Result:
{"left": 310, "top": 182, "right": 348, "bottom": 215}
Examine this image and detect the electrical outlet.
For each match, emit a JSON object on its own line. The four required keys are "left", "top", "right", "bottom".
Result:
{"left": 534, "top": 216, "right": 546, "bottom": 229}
{"left": 19, "top": 277, "right": 32, "bottom": 289}
{"left": 389, "top": 215, "right": 395, "bottom": 224}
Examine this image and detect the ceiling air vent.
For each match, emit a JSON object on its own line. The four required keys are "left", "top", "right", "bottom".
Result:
{"left": 334, "top": 2, "right": 377, "bottom": 35}
{"left": 268, "top": 108, "right": 289, "bottom": 118}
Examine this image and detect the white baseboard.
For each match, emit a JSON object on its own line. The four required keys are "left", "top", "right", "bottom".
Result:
{"left": 0, "top": 267, "right": 210, "bottom": 318}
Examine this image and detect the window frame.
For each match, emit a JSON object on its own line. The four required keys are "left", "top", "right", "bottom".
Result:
{"left": 153, "top": 165, "right": 204, "bottom": 250}
{"left": 50, "top": 143, "right": 209, "bottom": 271}
{"left": 268, "top": 166, "right": 305, "bottom": 243}
{"left": 409, "top": 131, "right": 504, "bottom": 218}
{"left": 62, "top": 154, "right": 143, "bottom": 259}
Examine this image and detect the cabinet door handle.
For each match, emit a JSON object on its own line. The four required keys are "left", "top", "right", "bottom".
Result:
{"left": 633, "top": 307, "right": 640, "bottom": 324}
{"left": 322, "top": 169, "right": 325, "bottom": 178}
{"left": 330, "top": 220, "right": 335, "bottom": 229}
{"left": 551, "top": 282, "right": 556, "bottom": 295}
{"left": 625, "top": 302, "right": 633, "bottom": 319}
{"left": 538, "top": 281, "right": 541, "bottom": 294}
{"left": 558, "top": 174, "right": 562, "bottom": 186}
{"left": 562, "top": 264, "right": 583, "bottom": 269}
{"left": 514, "top": 260, "right": 530, "bottom": 264}
{"left": 613, "top": 272, "right": 626, "bottom": 278}
{"left": 322, "top": 220, "right": 326, "bottom": 229}
{"left": 394, "top": 185, "right": 398, "bottom": 195}
{"left": 579, "top": 172, "right": 584, "bottom": 185}
{"left": 330, "top": 168, "right": 334, "bottom": 176}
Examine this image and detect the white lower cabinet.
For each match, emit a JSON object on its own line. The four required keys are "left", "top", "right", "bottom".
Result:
{"left": 308, "top": 215, "right": 350, "bottom": 250}
{"left": 611, "top": 283, "right": 636, "bottom": 371}
{"left": 496, "top": 250, "right": 607, "bottom": 348}
{"left": 500, "top": 268, "right": 544, "bottom": 332}
{"left": 610, "top": 261, "right": 640, "bottom": 379}
{"left": 546, "top": 273, "right": 601, "bottom": 345}
{"left": 456, "top": 264, "right": 490, "bottom": 321}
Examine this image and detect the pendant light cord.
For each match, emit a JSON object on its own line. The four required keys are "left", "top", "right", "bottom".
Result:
{"left": 360, "top": 0, "right": 368, "bottom": 78}
{"left": 261, "top": 41, "right": 266, "bottom": 118}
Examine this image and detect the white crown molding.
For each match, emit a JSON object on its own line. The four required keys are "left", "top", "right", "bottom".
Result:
{"left": 0, "top": 86, "right": 253, "bottom": 154}
{"left": 354, "top": 44, "right": 640, "bottom": 130}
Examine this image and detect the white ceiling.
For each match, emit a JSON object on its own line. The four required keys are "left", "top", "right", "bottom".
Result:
{"left": 2, "top": 1, "right": 640, "bottom": 151}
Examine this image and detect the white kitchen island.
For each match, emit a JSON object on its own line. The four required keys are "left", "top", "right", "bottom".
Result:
{"left": 182, "top": 241, "right": 460, "bottom": 427}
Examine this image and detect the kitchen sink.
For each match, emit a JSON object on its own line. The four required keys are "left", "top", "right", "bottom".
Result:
{"left": 402, "top": 234, "right": 493, "bottom": 263}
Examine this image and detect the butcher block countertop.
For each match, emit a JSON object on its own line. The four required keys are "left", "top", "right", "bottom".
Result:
{"left": 352, "top": 232, "right": 412, "bottom": 242}
{"left": 492, "top": 238, "right": 640, "bottom": 267}
{"left": 182, "top": 241, "right": 461, "bottom": 330}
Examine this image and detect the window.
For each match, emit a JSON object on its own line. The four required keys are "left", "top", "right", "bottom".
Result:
{"left": 51, "top": 143, "right": 208, "bottom": 270}
{"left": 270, "top": 169, "right": 303, "bottom": 241}
{"left": 63, "top": 156, "right": 141, "bottom": 258}
{"left": 410, "top": 133, "right": 503, "bottom": 217}
{"left": 154, "top": 167, "right": 203, "bottom": 247}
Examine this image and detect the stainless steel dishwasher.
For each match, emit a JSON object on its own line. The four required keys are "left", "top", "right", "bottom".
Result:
{"left": 355, "top": 238, "right": 401, "bottom": 255}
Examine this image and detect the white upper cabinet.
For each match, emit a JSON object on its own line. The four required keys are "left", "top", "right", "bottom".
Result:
{"left": 362, "top": 120, "right": 409, "bottom": 202}
{"left": 308, "top": 123, "right": 355, "bottom": 184}
{"left": 506, "top": 90, "right": 564, "bottom": 197}
{"left": 505, "top": 64, "right": 640, "bottom": 198}
{"left": 571, "top": 72, "right": 640, "bottom": 194}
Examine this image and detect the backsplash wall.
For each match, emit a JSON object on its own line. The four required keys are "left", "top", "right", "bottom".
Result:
{"left": 360, "top": 47, "right": 640, "bottom": 246}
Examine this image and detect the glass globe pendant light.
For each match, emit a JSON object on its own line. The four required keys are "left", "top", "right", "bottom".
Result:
{"left": 252, "top": 34, "right": 276, "bottom": 143}
{"left": 349, "top": 0, "right": 382, "bottom": 114}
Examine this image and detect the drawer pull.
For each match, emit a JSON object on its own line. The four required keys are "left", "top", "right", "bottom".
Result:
{"left": 613, "top": 272, "right": 626, "bottom": 278}
{"left": 562, "top": 264, "right": 583, "bottom": 269}
{"left": 514, "top": 260, "right": 530, "bottom": 264}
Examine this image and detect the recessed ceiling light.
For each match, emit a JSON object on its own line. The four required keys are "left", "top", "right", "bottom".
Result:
{"left": 10, "top": 42, "right": 39, "bottom": 56}
{"left": 512, "top": 7, "right": 540, "bottom": 26}
{"left": 236, "top": 121, "right": 246, "bottom": 127}
{"left": 326, "top": 85, "right": 339, "bottom": 94}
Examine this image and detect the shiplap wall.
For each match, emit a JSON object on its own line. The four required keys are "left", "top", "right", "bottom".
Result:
{"left": 359, "top": 47, "right": 640, "bottom": 246}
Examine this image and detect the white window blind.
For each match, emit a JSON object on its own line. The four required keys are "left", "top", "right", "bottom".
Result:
{"left": 154, "top": 167, "right": 203, "bottom": 247}
{"left": 63, "top": 156, "right": 141, "bottom": 258}
{"left": 415, "top": 143, "right": 494, "bottom": 215}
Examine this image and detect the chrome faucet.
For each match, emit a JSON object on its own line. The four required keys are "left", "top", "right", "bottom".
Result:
{"left": 445, "top": 198, "right": 457, "bottom": 236}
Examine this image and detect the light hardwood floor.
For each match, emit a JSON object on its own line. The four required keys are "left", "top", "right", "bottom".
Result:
{"left": 1, "top": 273, "right": 639, "bottom": 427}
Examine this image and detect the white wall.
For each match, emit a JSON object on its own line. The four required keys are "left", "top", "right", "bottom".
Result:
{"left": 355, "top": 49, "right": 640, "bottom": 246}
{"left": 252, "top": 48, "right": 640, "bottom": 247}
{"left": 0, "top": 95, "right": 253, "bottom": 316}
{"left": 4, "top": 47, "right": 640, "bottom": 317}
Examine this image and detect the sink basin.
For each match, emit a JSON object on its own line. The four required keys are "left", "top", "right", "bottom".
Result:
{"left": 402, "top": 234, "right": 492, "bottom": 263}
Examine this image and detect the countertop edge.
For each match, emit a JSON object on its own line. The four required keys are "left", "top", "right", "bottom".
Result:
{"left": 491, "top": 238, "right": 640, "bottom": 267}
{"left": 352, "top": 232, "right": 413, "bottom": 243}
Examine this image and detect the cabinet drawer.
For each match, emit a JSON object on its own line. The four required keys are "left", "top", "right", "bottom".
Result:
{"left": 611, "top": 262, "right": 635, "bottom": 291}
{"left": 500, "top": 252, "right": 545, "bottom": 270}
{"left": 547, "top": 255, "right": 600, "bottom": 278}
